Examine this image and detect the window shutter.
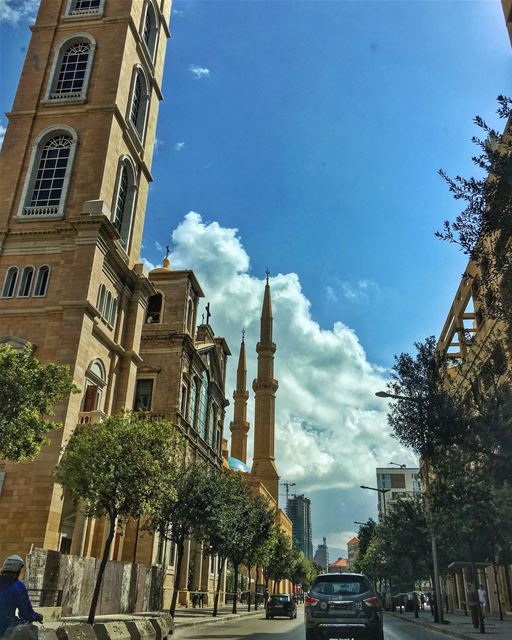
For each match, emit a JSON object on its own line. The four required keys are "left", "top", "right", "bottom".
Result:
{"left": 83, "top": 385, "right": 98, "bottom": 412}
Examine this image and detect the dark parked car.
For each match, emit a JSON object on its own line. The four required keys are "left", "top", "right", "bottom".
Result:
{"left": 305, "top": 573, "right": 384, "bottom": 640}
{"left": 266, "top": 594, "right": 297, "bottom": 619}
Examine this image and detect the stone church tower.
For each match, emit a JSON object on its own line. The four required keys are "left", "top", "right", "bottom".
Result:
{"left": 229, "top": 331, "right": 249, "bottom": 463}
{"left": 251, "top": 277, "right": 280, "bottom": 501}
{"left": 0, "top": 0, "right": 172, "bottom": 557}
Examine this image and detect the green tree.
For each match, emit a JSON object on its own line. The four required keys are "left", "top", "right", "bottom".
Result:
{"left": 207, "top": 471, "right": 254, "bottom": 616}
{"left": 290, "top": 550, "right": 316, "bottom": 591}
{"left": 264, "top": 526, "right": 295, "bottom": 590}
{"left": 387, "top": 336, "right": 468, "bottom": 463}
{"left": 147, "top": 461, "right": 217, "bottom": 617}
{"left": 236, "top": 494, "right": 274, "bottom": 612}
{"left": 0, "top": 343, "right": 77, "bottom": 462}
{"left": 55, "top": 413, "right": 183, "bottom": 623}
{"left": 355, "top": 518, "right": 377, "bottom": 567}
{"left": 437, "top": 96, "right": 512, "bottom": 324}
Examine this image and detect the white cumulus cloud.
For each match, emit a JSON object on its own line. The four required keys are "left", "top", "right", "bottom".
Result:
{"left": 168, "top": 212, "right": 417, "bottom": 543}
{"left": 174, "top": 141, "right": 185, "bottom": 151}
{"left": 0, "top": 0, "right": 38, "bottom": 23}
{"left": 189, "top": 64, "right": 210, "bottom": 79}
{"left": 341, "top": 279, "right": 381, "bottom": 303}
{"left": 0, "top": 124, "right": 6, "bottom": 149}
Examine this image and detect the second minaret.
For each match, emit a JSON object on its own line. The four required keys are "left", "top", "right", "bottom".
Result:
{"left": 251, "top": 276, "right": 280, "bottom": 502}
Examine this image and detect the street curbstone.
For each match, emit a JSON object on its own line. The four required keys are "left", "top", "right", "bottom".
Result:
{"left": 55, "top": 623, "right": 97, "bottom": 640}
{"left": 93, "top": 621, "right": 131, "bottom": 640}
{"left": 125, "top": 619, "right": 156, "bottom": 639}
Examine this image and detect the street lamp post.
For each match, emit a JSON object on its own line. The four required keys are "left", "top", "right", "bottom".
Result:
{"left": 360, "top": 485, "right": 390, "bottom": 518}
{"left": 375, "top": 390, "right": 445, "bottom": 625}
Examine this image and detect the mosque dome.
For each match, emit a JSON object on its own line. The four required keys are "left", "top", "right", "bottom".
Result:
{"left": 228, "top": 456, "right": 250, "bottom": 473}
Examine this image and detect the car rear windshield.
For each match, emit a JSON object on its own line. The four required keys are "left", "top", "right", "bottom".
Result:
{"left": 270, "top": 595, "right": 290, "bottom": 602}
{"left": 311, "top": 576, "right": 371, "bottom": 596}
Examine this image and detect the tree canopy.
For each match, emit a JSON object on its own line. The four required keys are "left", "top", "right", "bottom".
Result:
{"left": 0, "top": 343, "right": 77, "bottom": 462}
{"left": 437, "top": 95, "right": 512, "bottom": 324}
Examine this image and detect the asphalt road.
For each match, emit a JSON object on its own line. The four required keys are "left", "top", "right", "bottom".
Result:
{"left": 175, "top": 608, "right": 456, "bottom": 639}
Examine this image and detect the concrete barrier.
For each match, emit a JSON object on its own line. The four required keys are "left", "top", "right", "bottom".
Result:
{"left": 43, "top": 616, "right": 173, "bottom": 640}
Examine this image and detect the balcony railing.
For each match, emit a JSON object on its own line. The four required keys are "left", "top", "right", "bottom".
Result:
{"left": 23, "top": 206, "right": 60, "bottom": 217}
{"left": 78, "top": 410, "right": 106, "bottom": 425}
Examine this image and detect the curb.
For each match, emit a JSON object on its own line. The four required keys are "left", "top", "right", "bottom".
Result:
{"left": 389, "top": 612, "right": 484, "bottom": 640}
{"left": 175, "top": 609, "right": 264, "bottom": 628}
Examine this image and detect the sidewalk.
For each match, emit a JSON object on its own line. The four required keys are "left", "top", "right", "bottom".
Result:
{"left": 389, "top": 609, "right": 512, "bottom": 639}
{"left": 43, "top": 605, "right": 265, "bottom": 631}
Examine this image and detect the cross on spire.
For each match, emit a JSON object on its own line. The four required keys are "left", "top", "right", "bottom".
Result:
{"left": 165, "top": 245, "right": 170, "bottom": 259}
{"left": 205, "top": 302, "right": 211, "bottom": 325}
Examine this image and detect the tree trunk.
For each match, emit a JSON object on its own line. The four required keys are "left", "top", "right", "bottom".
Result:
{"left": 88, "top": 514, "right": 116, "bottom": 624}
{"left": 213, "top": 556, "right": 225, "bottom": 617}
{"left": 169, "top": 539, "right": 184, "bottom": 617}
{"left": 232, "top": 563, "right": 239, "bottom": 614}
{"left": 254, "top": 566, "right": 259, "bottom": 610}
{"left": 247, "top": 565, "right": 252, "bottom": 611}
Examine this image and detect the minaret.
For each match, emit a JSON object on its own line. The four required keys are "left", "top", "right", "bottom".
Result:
{"left": 251, "top": 273, "right": 280, "bottom": 501}
{"left": 230, "top": 330, "right": 250, "bottom": 463}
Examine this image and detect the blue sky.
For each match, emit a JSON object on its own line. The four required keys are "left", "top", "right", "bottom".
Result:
{"left": 1, "top": 0, "right": 511, "bottom": 559}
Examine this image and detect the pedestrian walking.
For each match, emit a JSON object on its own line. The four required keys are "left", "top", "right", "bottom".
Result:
{"left": 427, "top": 592, "right": 434, "bottom": 616}
{"left": 420, "top": 592, "right": 425, "bottom": 610}
{"left": 0, "top": 555, "right": 43, "bottom": 639}
{"left": 478, "top": 584, "right": 487, "bottom": 616}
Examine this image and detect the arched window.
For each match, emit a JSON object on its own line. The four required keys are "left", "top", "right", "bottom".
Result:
{"left": 128, "top": 67, "right": 150, "bottom": 141}
{"left": 110, "top": 298, "right": 118, "bottom": 327}
{"left": 46, "top": 35, "right": 96, "bottom": 102}
{"left": 18, "top": 127, "right": 78, "bottom": 219}
{"left": 18, "top": 266, "right": 35, "bottom": 297}
{"left": 97, "top": 284, "right": 106, "bottom": 315}
{"left": 197, "top": 371, "right": 209, "bottom": 440}
{"left": 33, "top": 266, "right": 51, "bottom": 297}
{"left": 83, "top": 359, "right": 106, "bottom": 412}
{"left": 141, "top": 1, "right": 159, "bottom": 61}
{"left": 67, "top": 0, "right": 103, "bottom": 16}
{"left": 146, "top": 293, "right": 163, "bottom": 323}
{"left": 189, "top": 378, "right": 198, "bottom": 428}
{"left": 112, "top": 157, "right": 137, "bottom": 247}
{"left": 1, "top": 267, "right": 18, "bottom": 298}
{"left": 105, "top": 291, "right": 112, "bottom": 324}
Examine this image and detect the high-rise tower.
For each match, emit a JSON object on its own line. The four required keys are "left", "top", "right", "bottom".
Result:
{"left": 0, "top": 0, "right": 172, "bottom": 557}
{"left": 230, "top": 331, "right": 249, "bottom": 463}
{"left": 251, "top": 276, "right": 279, "bottom": 501}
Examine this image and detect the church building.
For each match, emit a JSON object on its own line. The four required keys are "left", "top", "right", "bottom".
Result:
{"left": 0, "top": 1, "right": 231, "bottom": 612}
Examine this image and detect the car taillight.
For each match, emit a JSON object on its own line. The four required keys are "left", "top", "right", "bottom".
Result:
{"left": 363, "top": 596, "right": 381, "bottom": 608}
{"left": 305, "top": 595, "right": 319, "bottom": 606}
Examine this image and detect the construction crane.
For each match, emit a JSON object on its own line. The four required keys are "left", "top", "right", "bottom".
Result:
{"left": 281, "top": 480, "right": 296, "bottom": 506}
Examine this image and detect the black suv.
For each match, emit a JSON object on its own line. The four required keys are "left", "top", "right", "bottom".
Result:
{"left": 305, "top": 573, "right": 384, "bottom": 640}
{"left": 266, "top": 594, "right": 297, "bottom": 619}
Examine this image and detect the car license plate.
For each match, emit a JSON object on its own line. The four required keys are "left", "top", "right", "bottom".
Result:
{"left": 330, "top": 602, "right": 354, "bottom": 611}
